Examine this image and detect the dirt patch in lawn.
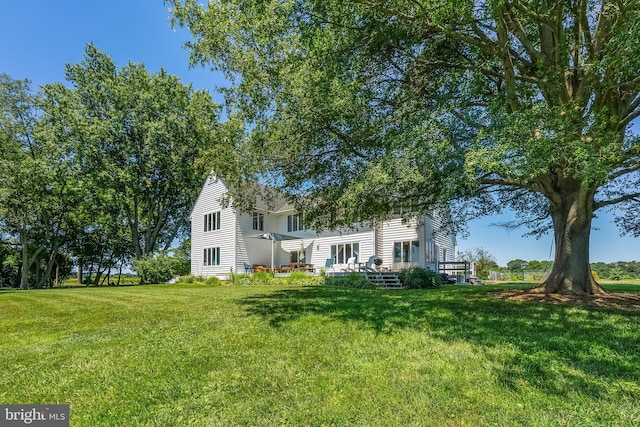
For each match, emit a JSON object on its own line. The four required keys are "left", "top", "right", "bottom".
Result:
{"left": 492, "top": 288, "right": 640, "bottom": 311}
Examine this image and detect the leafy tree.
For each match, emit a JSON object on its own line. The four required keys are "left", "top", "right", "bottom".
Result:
{"left": 507, "top": 259, "right": 528, "bottom": 272}
{"left": 526, "top": 260, "right": 553, "bottom": 272}
{"left": 0, "top": 240, "right": 19, "bottom": 287}
{"left": 169, "top": 1, "right": 640, "bottom": 295}
{"left": 131, "top": 252, "right": 181, "bottom": 284}
{"left": 458, "top": 247, "right": 498, "bottom": 280}
{"left": 1, "top": 74, "right": 84, "bottom": 289}
{"left": 41, "top": 44, "right": 222, "bottom": 259}
{"left": 170, "top": 239, "right": 191, "bottom": 277}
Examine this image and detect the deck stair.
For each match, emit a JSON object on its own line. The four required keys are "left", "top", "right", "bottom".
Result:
{"left": 366, "top": 271, "right": 403, "bottom": 289}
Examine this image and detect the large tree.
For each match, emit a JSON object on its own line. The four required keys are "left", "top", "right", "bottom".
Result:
{"left": 1, "top": 74, "right": 84, "bottom": 289}
{"left": 169, "top": 0, "right": 640, "bottom": 295}
{"left": 42, "top": 44, "right": 222, "bottom": 259}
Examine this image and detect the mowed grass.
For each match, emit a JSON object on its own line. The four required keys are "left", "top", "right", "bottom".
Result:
{"left": 1, "top": 283, "right": 639, "bottom": 426}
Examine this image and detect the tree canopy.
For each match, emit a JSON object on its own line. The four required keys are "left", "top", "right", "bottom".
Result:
{"left": 0, "top": 45, "right": 223, "bottom": 288}
{"left": 169, "top": 0, "right": 640, "bottom": 295}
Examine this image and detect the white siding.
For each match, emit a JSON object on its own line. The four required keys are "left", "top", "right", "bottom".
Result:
{"left": 425, "top": 211, "right": 456, "bottom": 263}
{"left": 279, "top": 230, "right": 375, "bottom": 271}
{"left": 190, "top": 176, "right": 237, "bottom": 279}
{"left": 191, "top": 175, "right": 457, "bottom": 277}
{"left": 379, "top": 217, "right": 422, "bottom": 270}
{"left": 236, "top": 211, "right": 278, "bottom": 270}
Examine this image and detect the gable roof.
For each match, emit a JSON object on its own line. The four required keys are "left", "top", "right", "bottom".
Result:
{"left": 191, "top": 173, "right": 293, "bottom": 218}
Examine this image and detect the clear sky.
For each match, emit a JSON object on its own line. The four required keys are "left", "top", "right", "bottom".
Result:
{"left": 2, "top": 0, "right": 638, "bottom": 266}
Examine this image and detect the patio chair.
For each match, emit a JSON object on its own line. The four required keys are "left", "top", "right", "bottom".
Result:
{"left": 363, "top": 255, "right": 377, "bottom": 272}
{"left": 243, "top": 263, "right": 253, "bottom": 274}
{"left": 324, "top": 258, "right": 335, "bottom": 273}
{"left": 343, "top": 256, "right": 357, "bottom": 272}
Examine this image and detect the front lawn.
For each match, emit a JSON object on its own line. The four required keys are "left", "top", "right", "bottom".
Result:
{"left": 1, "top": 283, "right": 639, "bottom": 426}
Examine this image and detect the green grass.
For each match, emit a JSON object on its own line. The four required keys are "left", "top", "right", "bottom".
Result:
{"left": 1, "top": 283, "right": 639, "bottom": 426}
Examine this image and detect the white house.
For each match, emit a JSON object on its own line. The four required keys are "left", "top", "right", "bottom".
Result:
{"left": 190, "top": 175, "right": 457, "bottom": 279}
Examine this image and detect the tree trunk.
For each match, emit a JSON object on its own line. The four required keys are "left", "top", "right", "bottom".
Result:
{"left": 20, "top": 232, "right": 29, "bottom": 290}
{"left": 117, "top": 263, "right": 123, "bottom": 286}
{"left": 36, "top": 249, "right": 58, "bottom": 289}
{"left": 539, "top": 184, "right": 605, "bottom": 295}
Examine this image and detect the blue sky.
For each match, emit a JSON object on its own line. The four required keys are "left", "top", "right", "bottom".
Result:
{"left": 2, "top": 0, "right": 638, "bottom": 266}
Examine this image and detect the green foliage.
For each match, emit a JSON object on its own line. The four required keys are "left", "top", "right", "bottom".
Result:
{"left": 131, "top": 253, "right": 180, "bottom": 284}
{"left": 41, "top": 44, "right": 222, "bottom": 260}
{"left": 507, "top": 259, "right": 528, "bottom": 272}
{"left": 227, "top": 271, "right": 322, "bottom": 286}
{"left": 525, "top": 260, "right": 553, "bottom": 272}
{"left": 178, "top": 275, "right": 196, "bottom": 284}
{"left": 399, "top": 267, "right": 442, "bottom": 289}
{"left": 458, "top": 247, "right": 498, "bottom": 280}
{"left": 228, "top": 272, "right": 251, "bottom": 285}
{"left": 0, "top": 242, "right": 19, "bottom": 288}
{"left": 591, "top": 261, "right": 640, "bottom": 280}
{"left": 252, "top": 271, "right": 274, "bottom": 285}
{"left": 1, "top": 44, "right": 226, "bottom": 289}
{"left": 171, "top": 239, "right": 191, "bottom": 277}
{"left": 170, "top": 0, "right": 640, "bottom": 293}
{"left": 324, "top": 273, "right": 377, "bottom": 289}
{"left": 205, "top": 276, "right": 221, "bottom": 286}
{"left": 1, "top": 74, "right": 86, "bottom": 289}
{"left": 286, "top": 270, "right": 308, "bottom": 284}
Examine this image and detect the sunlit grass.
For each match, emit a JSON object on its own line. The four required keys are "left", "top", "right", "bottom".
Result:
{"left": 1, "top": 283, "right": 639, "bottom": 426}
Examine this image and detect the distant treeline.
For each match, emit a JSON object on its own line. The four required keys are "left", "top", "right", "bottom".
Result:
{"left": 590, "top": 261, "right": 640, "bottom": 280}
{"left": 490, "top": 259, "right": 640, "bottom": 281}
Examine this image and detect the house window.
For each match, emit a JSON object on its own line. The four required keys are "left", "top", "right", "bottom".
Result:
{"left": 393, "top": 240, "right": 420, "bottom": 263}
{"left": 287, "top": 213, "right": 304, "bottom": 232}
{"left": 425, "top": 240, "right": 436, "bottom": 263}
{"left": 252, "top": 212, "right": 264, "bottom": 231}
{"left": 203, "top": 247, "right": 220, "bottom": 266}
{"left": 204, "top": 212, "right": 221, "bottom": 232}
{"left": 330, "top": 242, "right": 360, "bottom": 264}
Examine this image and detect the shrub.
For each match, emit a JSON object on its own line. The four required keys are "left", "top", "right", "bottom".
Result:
{"left": 325, "top": 273, "right": 377, "bottom": 289}
{"left": 253, "top": 271, "right": 274, "bottom": 285}
{"left": 399, "top": 267, "right": 441, "bottom": 289}
{"left": 228, "top": 272, "right": 252, "bottom": 285}
{"left": 287, "top": 271, "right": 309, "bottom": 284}
{"left": 205, "top": 276, "right": 221, "bottom": 286}
{"left": 131, "top": 253, "right": 180, "bottom": 284}
{"left": 439, "top": 273, "right": 453, "bottom": 284}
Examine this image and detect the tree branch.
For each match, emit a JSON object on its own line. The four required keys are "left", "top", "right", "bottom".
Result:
{"left": 595, "top": 192, "right": 640, "bottom": 210}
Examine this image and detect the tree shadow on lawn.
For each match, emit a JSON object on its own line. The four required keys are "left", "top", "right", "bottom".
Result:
{"left": 238, "top": 285, "right": 640, "bottom": 399}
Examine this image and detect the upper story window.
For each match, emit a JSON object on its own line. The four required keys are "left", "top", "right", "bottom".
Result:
{"left": 204, "top": 212, "right": 221, "bottom": 232}
{"left": 253, "top": 212, "right": 264, "bottom": 231}
{"left": 287, "top": 213, "right": 305, "bottom": 232}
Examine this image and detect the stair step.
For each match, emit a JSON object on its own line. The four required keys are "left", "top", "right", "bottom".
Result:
{"left": 366, "top": 272, "right": 404, "bottom": 289}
